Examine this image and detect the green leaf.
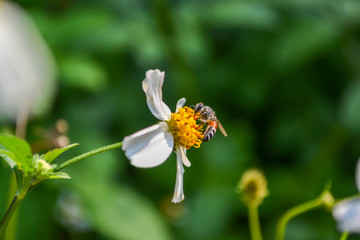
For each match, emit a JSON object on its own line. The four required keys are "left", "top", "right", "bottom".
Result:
{"left": 0, "top": 134, "right": 33, "bottom": 175}
{"left": 340, "top": 0, "right": 360, "bottom": 25}
{"left": 13, "top": 168, "right": 24, "bottom": 190}
{"left": 0, "top": 149, "right": 17, "bottom": 168}
{"left": 183, "top": 187, "right": 235, "bottom": 240}
{"left": 43, "top": 143, "right": 79, "bottom": 163}
{"left": 203, "top": 1, "right": 279, "bottom": 30}
{"left": 270, "top": 19, "right": 339, "bottom": 71}
{"left": 340, "top": 80, "right": 360, "bottom": 134}
{"left": 79, "top": 183, "right": 172, "bottom": 240}
{"left": 48, "top": 172, "right": 71, "bottom": 180}
{"left": 59, "top": 55, "right": 107, "bottom": 92}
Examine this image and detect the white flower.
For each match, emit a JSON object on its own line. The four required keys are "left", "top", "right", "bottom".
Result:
{"left": 333, "top": 159, "right": 360, "bottom": 233}
{"left": 0, "top": 1, "right": 56, "bottom": 121}
{"left": 122, "top": 69, "right": 202, "bottom": 203}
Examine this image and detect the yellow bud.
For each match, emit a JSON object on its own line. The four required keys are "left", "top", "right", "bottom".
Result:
{"left": 237, "top": 169, "right": 268, "bottom": 207}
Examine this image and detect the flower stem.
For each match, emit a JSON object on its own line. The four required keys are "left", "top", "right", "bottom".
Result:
{"left": 3, "top": 106, "right": 29, "bottom": 240}
{"left": 0, "top": 194, "right": 24, "bottom": 239}
{"left": 0, "top": 142, "right": 122, "bottom": 238}
{"left": 3, "top": 176, "right": 18, "bottom": 240}
{"left": 275, "top": 190, "right": 333, "bottom": 240}
{"left": 249, "top": 206, "right": 262, "bottom": 240}
{"left": 54, "top": 142, "right": 122, "bottom": 171}
{"left": 340, "top": 232, "right": 349, "bottom": 240}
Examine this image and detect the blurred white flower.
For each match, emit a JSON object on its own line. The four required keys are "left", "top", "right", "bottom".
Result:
{"left": 333, "top": 159, "right": 360, "bottom": 233}
{"left": 122, "top": 69, "right": 203, "bottom": 203}
{"left": 55, "top": 191, "right": 92, "bottom": 232}
{"left": 0, "top": 1, "right": 56, "bottom": 121}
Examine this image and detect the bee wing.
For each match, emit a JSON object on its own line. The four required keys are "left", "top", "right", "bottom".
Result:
{"left": 215, "top": 118, "right": 227, "bottom": 137}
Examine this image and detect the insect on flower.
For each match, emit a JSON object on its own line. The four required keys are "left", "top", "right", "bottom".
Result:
{"left": 122, "top": 69, "right": 204, "bottom": 203}
{"left": 193, "top": 102, "right": 227, "bottom": 142}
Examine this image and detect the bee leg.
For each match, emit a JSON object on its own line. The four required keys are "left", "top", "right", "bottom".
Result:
{"left": 197, "top": 119, "right": 207, "bottom": 123}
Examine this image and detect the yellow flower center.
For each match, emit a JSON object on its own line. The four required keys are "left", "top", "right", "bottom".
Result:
{"left": 167, "top": 106, "right": 203, "bottom": 149}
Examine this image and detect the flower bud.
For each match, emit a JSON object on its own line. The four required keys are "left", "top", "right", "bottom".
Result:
{"left": 36, "top": 159, "right": 52, "bottom": 172}
{"left": 32, "top": 158, "right": 52, "bottom": 185}
{"left": 237, "top": 169, "right": 269, "bottom": 207}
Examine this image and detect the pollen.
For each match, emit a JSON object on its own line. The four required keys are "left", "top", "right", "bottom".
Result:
{"left": 167, "top": 107, "right": 203, "bottom": 149}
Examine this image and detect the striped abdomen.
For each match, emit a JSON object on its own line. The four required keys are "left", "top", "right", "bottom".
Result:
{"left": 202, "top": 121, "right": 217, "bottom": 142}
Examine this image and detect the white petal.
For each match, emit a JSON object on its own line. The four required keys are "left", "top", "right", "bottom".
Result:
{"left": 333, "top": 198, "right": 360, "bottom": 233}
{"left": 0, "top": 2, "right": 56, "bottom": 121}
{"left": 356, "top": 158, "right": 360, "bottom": 191}
{"left": 142, "top": 70, "right": 171, "bottom": 121}
{"left": 122, "top": 122, "right": 174, "bottom": 168}
{"left": 175, "top": 98, "right": 186, "bottom": 112}
{"left": 172, "top": 147, "right": 185, "bottom": 203}
{"left": 179, "top": 146, "right": 191, "bottom": 167}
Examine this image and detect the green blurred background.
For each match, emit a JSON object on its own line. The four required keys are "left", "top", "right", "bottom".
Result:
{"left": 1, "top": 0, "right": 360, "bottom": 239}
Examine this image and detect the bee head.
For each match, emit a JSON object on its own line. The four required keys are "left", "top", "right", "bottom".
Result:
{"left": 194, "top": 102, "right": 204, "bottom": 113}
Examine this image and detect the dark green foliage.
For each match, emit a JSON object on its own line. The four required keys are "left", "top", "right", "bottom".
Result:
{"left": 2, "top": 0, "right": 360, "bottom": 239}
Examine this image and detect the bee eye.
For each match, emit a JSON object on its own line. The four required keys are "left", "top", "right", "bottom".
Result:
{"left": 194, "top": 103, "right": 203, "bottom": 113}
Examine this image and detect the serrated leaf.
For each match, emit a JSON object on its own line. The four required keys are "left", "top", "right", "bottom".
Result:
{"left": 0, "top": 134, "right": 33, "bottom": 175}
{"left": 43, "top": 143, "right": 79, "bottom": 163}
{"left": 48, "top": 172, "right": 71, "bottom": 180}
{"left": 0, "top": 149, "right": 17, "bottom": 168}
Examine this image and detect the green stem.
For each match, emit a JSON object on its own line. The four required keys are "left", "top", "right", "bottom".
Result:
{"left": 276, "top": 197, "right": 324, "bottom": 240}
{"left": 3, "top": 175, "right": 18, "bottom": 240}
{"left": 340, "top": 232, "right": 349, "bottom": 240}
{"left": 54, "top": 142, "right": 122, "bottom": 172}
{"left": 3, "top": 105, "right": 29, "bottom": 240}
{"left": 0, "top": 142, "right": 122, "bottom": 238}
{"left": 249, "top": 206, "right": 262, "bottom": 240}
{"left": 0, "top": 194, "right": 24, "bottom": 239}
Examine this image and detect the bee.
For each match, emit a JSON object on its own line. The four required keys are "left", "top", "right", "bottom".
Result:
{"left": 193, "top": 102, "right": 227, "bottom": 142}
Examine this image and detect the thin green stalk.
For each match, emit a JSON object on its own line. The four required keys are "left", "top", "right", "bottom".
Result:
{"left": 1, "top": 177, "right": 30, "bottom": 240}
{"left": 276, "top": 197, "right": 323, "bottom": 240}
{"left": 340, "top": 232, "right": 349, "bottom": 240}
{"left": 249, "top": 206, "right": 262, "bottom": 240}
{"left": 0, "top": 194, "right": 24, "bottom": 239}
{"left": 1, "top": 141, "right": 122, "bottom": 238}
{"left": 55, "top": 142, "right": 122, "bottom": 171}
{"left": 3, "top": 176, "right": 18, "bottom": 240}
{"left": 3, "top": 106, "right": 29, "bottom": 240}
